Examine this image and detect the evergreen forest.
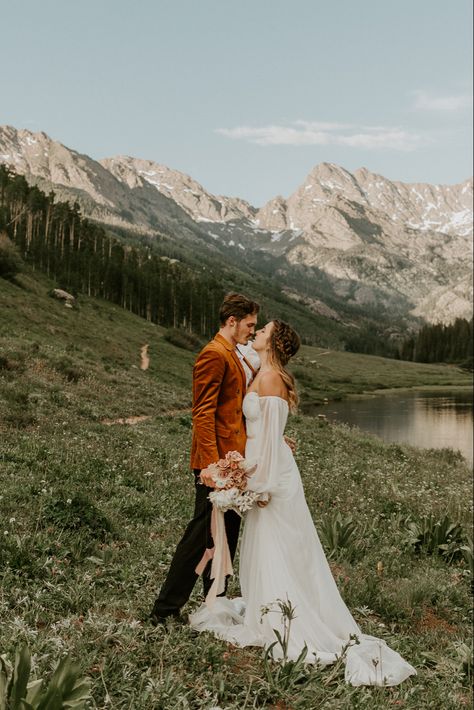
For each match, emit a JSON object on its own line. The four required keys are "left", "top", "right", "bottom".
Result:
{"left": 0, "top": 163, "right": 471, "bottom": 366}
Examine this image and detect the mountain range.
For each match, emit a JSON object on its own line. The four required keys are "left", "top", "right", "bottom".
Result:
{"left": 0, "top": 124, "right": 472, "bottom": 326}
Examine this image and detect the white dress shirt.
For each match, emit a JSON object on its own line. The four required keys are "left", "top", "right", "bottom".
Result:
{"left": 236, "top": 343, "right": 261, "bottom": 387}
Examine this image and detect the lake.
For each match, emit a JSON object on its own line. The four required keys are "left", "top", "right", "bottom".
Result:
{"left": 302, "top": 388, "right": 473, "bottom": 465}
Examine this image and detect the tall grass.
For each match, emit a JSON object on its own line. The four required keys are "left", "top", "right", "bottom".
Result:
{"left": 0, "top": 271, "right": 472, "bottom": 708}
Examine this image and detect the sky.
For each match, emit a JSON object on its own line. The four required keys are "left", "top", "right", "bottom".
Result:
{"left": 1, "top": 0, "right": 472, "bottom": 206}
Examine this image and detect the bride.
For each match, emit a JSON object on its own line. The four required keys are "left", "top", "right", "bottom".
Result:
{"left": 190, "top": 320, "right": 416, "bottom": 687}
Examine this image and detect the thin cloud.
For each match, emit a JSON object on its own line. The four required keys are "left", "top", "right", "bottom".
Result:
{"left": 216, "top": 121, "right": 423, "bottom": 151}
{"left": 413, "top": 90, "right": 473, "bottom": 112}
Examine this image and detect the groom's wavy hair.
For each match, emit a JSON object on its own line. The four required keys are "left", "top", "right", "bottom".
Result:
{"left": 219, "top": 292, "right": 260, "bottom": 324}
{"left": 269, "top": 319, "right": 301, "bottom": 413}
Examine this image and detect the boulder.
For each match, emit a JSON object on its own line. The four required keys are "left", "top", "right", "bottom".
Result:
{"left": 50, "top": 288, "right": 75, "bottom": 305}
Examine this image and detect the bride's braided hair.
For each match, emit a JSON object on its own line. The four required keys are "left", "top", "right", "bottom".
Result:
{"left": 269, "top": 319, "right": 301, "bottom": 413}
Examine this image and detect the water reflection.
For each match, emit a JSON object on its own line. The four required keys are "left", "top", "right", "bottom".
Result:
{"left": 303, "top": 390, "right": 473, "bottom": 465}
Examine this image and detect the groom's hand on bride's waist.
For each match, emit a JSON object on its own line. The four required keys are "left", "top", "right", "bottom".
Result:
{"left": 284, "top": 435, "right": 297, "bottom": 453}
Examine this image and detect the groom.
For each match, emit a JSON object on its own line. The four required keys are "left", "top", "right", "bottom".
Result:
{"left": 150, "top": 292, "right": 260, "bottom": 624}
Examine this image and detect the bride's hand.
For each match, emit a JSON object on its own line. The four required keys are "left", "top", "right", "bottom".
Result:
{"left": 199, "top": 467, "right": 216, "bottom": 487}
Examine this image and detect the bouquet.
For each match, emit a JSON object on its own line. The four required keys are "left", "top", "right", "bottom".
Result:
{"left": 200, "top": 450, "right": 265, "bottom": 515}
{"left": 196, "top": 451, "right": 267, "bottom": 606}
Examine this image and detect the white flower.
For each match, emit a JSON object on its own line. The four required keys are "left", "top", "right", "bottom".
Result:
{"left": 209, "top": 488, "right": 239, "bottom": 511}
{"left": 235, "top": 491, "right": 265, "bottom": 512}
{"left": 209, "top": 487, "right": 264, "bottom": 514}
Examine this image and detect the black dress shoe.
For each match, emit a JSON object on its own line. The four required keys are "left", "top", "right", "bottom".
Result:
{"left": 149, "top": 611, "right": 185, "bottom": 627}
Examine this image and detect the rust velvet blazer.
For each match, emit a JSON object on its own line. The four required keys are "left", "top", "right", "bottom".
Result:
{"left": 190, "top": 333, "right": 248, "bottom": 470}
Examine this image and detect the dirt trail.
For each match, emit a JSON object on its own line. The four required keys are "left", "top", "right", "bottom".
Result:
{"left": 140, "top": 344, "right": 150, "bottom": 371}
{"left": 101, "top": 415, "right": 152, "bottom": 426}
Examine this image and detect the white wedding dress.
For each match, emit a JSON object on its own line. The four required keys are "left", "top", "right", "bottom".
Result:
{"left": 189, "top": 393, "right": 416, "bottom": 686}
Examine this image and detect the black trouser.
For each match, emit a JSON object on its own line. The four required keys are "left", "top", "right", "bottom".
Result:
{"left": 151, "top": 469, "right": 241, "bottom": 618}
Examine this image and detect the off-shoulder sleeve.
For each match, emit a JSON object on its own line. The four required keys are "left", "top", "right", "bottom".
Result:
{"left": 246, "top": 397, "right": 287, "bottom": 495}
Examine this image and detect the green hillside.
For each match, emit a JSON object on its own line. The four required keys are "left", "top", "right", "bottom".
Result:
{"left": 0, "top": 270, "right": 469, "bottom": 431}
{"left": 0, "top": 270, "right": 472, "bottom": 709}
{"left": 0, "top": 163, "right": 425, "bottom": 356}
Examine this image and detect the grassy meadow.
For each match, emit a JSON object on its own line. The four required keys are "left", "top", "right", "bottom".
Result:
{"left": 0, "top": 272, "right": 472, "bottom": 709}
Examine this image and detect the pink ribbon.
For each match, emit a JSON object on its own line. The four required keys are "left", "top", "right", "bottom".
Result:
{"left": 195, "top": 505, "right": 233, "bottom": 607}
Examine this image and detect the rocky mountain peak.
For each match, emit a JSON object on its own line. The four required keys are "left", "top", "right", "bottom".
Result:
{"left": 101, "top": 155, "right": 256, "bottom": 224}
{"left": 254, "top": 195, "right": 288, "bottom": 231}
{"left": 0, "top": 124, "right": 472, "bottom": 325}
{"left": 0, "top": 126, "right": 122, "bottom": 208}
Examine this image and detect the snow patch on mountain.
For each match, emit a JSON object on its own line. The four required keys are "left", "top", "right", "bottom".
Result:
{"left": 0, "top": 125, "right": 471, "bottom": 325}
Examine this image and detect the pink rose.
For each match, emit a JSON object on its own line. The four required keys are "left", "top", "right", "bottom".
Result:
{"left": 226, "top": 451, "right": 243, "bottom": 463}
{"left": 217, "top": 466, "right": 232, "bottom": 480}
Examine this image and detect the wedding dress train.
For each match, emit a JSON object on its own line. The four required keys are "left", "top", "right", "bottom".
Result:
{"left": 189, "top": 393, "right": 416, "bottom": 686}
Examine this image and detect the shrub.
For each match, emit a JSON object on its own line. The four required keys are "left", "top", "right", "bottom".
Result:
{"left": 2, "top": 384, "right": 37, "bottom": 428}
{"left": 53, "top": 357, "right": 83, "bottom": 383}
{"left": 460, "top": 535, "right": 473, "bottom": 575}
{"left": 292, "top": 367, "right": 314, "bottom": 385}
{"left": 405, "top": 513, "right": 468, "bottom": 563}
{"left": 459, "top": 356, "right": 473, "bottom": 372}
{"left": 4, "top": 409, "right": 37, "bottom": 429}
{"left": 0, "top": 536, "right": 46, "bottom": 579}
{"left": 318, "top": 512, "right": 360, "bottom": 560}
{"left": 0, "top": 644, "right": 92, "bottom": 709}
{"left": 44, "top": 494, "right": 113, "bottom": 540}
{"left": 164, "top": 328, "right": 204, "bottom": 352}
{"left": 0, "top": 232, "right": 23, "bottom": 280}
{"left": 453, "top": 641, "right": 473, "bottom": 686}
{"left": 178, "top": 413, "right": 192, "bottom": 428}
{"left": 0, "top": 351, "right": 26, "bottom": 372}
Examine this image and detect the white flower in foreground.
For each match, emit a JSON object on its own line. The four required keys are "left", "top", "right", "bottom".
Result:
{"left": 234, "top": 491, "right": 262, "bottom": 512}
{"left": 209, "top": 488, "right": 239, "bottom": 511}
{"left": 209, "top": 487, "right": 265, "bottom": 514}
